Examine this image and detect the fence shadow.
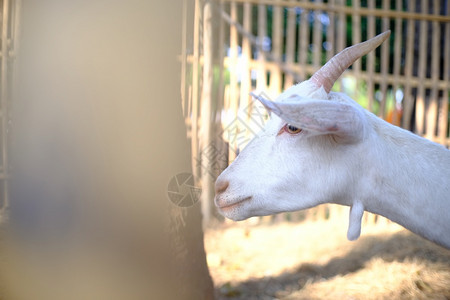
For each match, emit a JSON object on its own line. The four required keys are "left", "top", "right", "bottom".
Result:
{"left": 216, "top": 230, "right": 450, "bottom": 299}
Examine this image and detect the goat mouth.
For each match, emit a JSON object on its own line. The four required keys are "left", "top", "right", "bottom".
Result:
{"left": 217, "top": 196, "right": 252, "bottom": 210}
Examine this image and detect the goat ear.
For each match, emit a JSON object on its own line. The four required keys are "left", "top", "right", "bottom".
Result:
{"left": 256, "top": 96, "right": 366, "bottom": 143}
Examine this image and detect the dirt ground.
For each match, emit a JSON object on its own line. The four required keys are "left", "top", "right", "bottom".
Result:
{"left": 205, "top": 218, "right": 450, "bottom": 300}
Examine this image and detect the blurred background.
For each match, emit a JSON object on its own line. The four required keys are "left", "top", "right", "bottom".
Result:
{"left": 0, "top": 0, "right": 449, "bottom": 299}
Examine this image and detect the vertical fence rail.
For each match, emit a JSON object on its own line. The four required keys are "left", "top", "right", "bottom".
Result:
{"left": 0, "top": 0, "right": 8, "bottom": 212}
{"left": 427, "top": 0, "right": 439, "bottom": 140}
{"left": 336, "top": 0, "right": 345, "bottom": 91}
{"left": 416, "top": 0, "right": 428, "bottom": 135}
{"left": 326, "top": 0, "right": 335, "bottom": 62}
{"left": 242, "top": 2, "right": 252, "bottom": 107}
{"left": 271, "top": 1, "right": 283, "bottom": 95}
{"left": 284, "top": 1, "right": 296, "bottom": 88}
{"left": 378, "top": 0, "right": 389, "bottom": 118}
{"left": 298, "top": 0, "right": 308, "bottom": 81}
{"left": 312, "top": 0, "right": 322, "bottom": 70}
{"left": 441, "top": 3, "right": 450, "bottom": 145}
{"left": 0, "top": 0, "right": 18, "bottom": 213}
{"left": 366, "top": 0, "right": 375, "bottom": 113}
{"left": 391, "top": 0, "right": 402, "bottom": 127}
{"left": 402, "top": 1, "right": 415, "bottom": 130}
{"left": 191, "top": 0, "right": 202, "bottom": 181}
{"left": 257, "top": 3, "right": 267, "bottom": 91}
{"left": 200, "top": 1, "right": 214, "bottom": 226}
{"left": 183, "top": 0, "right": 450, "bottom": 225}
{"left": 352, "top": 0, "right": 361, "bottom": 104}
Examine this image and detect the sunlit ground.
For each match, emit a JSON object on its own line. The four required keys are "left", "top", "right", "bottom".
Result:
{"left": 205, "top": 217, "right": 450, "bottom": 299}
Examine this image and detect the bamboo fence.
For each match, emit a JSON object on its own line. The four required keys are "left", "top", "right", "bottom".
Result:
{"left": 0, "top": 0, "right": 19, "bottom": 214}
{"left": 183, "top": 0, "right": 450, "bottom": 225}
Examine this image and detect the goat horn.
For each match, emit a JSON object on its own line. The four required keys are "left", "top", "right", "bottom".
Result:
{"left": 310, "top": 30, "right": 390, "bottom": 93}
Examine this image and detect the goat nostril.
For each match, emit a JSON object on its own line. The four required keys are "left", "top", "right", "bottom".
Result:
{"left": 215, "top": 179, "right": 229, "bottom": 195}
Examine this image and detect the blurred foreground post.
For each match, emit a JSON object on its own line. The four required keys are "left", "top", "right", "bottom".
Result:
{"left": 1, "top": 1, "right": 213, "bottom": 299}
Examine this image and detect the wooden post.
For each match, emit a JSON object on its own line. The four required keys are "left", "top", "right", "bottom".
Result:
{"left": 402, "top": 1, "right": 415, "bottom": 130}
{"left": 415, "top": 0, "right": 428, "bottom": 136}
{"left": 284, "top": 1, "right": 296, "bottom": 88}
{"left": 336, "top": 0, "right": 345, "bottom": 91}
{"left": 240, "top": 2, "right": 252, "bottom": 115}
{"left": 217, "top": 0, "right": 228, "bottom": 176}
{"left": 181, "top": 0, "right": 188, "bottom": 120}
{"left": 326, "top": 0, "right": 335, "bottom": 62}
{"left": 192, "top": 0, "right": 201, "bottom": 180}
{"left": 312, "top": 0, "right": 322, "bottom": 70}
{"left": 271, "top": 0, "right": 283, "bottom": 95}
{"left": 426, "top": 0, "right": 440, "bottom": 140}
{"left": 352, "top": 0, "right": 361, "bottom": 102}
{"left": 200, "top": 0, "right": 215, "bottom": 227}
{"left": 1, "top": 0, "right": 10, "bottom": 209}
{"left": 366, "top": 0, "right": 375, "bottom": 113}
{"left": 298, "top": 0, "right": 309, "bottom": 81}
{"left": 439, "top": 2, "right": 450, "bottom": 146}
{"left": 391, "top": 0, "right": 403, "bottom": 127}
{"left": 228, "top": 1, "right": 238, "bottom": 163}
{"left": 257, "top": 3, "right": 267, "bottom": 91}
{"left": 378, "top": 0, "right": 390, "bottom": 118}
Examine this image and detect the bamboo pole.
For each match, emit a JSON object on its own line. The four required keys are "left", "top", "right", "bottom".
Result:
{"left": 336, "top": 0, "right": 345, "bottom": 53}
{"left": 378, "top": 0, "right": 389, "bottom": 118}
{"left": 336, "top": 0, "right": 345, "bottom": 91}
{"left": 228, "top": 1, "right": 238, "bottom": 162}
{"left": 439, "top": 2, "right": 450, "bottom": 146}
{"left": 415, "top": 0, "right": 428, "bottom": 136}
{"left": 240, "top": 2, "right": 252, "bottom": 114}
{"left": 257, "top": 4, "right": 267, "bottom": 91}
{"left": 188, "top": 55, "right": 450, "bottom": 90}
{"left": 217, "top": 0, "right": 228, "bottom": 174}
{"left": 217, "top": 1, "right": 226, "bottom": 110}
{"left": 352, "top": 0, "right": 361, "bottom": 103}
{"left": 271, "top": 0, "right": 283, "bottom": 95}
{"left": 326, "top": 0, "right": 335, "bottom": 62}
{"left": 298, "top": 0, "right": 309, "bottom": 81}
{"left": 181, "top": 0, "right": 188, "bottom": 120}
{"left": 312, "top": 0, "right": 323, "bottom": 70}
{"left": 366, "top": 0, "right": 375, "bottom": 112}
{"left": 426, "top": 1, "right": 440, "bottom": 140}
{"left": 1, "top": 0, "right": 10, "bottom": 209}
{"left": 391, "top": 0, "right": 402, "bottom": 127}
{"left": 200, "top": 1, "right": 215, "bottom": 226}
{"left": 402, "top": 1, "right": 415, "bottom": 130}
{"left": 191, "top": 0, "right": 201, "bottom": 180}
{"left": 241, "top": 1, "right": 255, "bottom": 150}
{"left": 284, "top": 2, "right": 296, "bottom": 88}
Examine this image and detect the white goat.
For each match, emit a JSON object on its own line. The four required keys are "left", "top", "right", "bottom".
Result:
{"left": 214, "top": 31, "right": 450, "bottom": 249}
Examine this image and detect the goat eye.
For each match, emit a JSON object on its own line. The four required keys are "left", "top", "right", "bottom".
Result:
{"left": 285, "top": 124, "right": 302, "bottom": 134}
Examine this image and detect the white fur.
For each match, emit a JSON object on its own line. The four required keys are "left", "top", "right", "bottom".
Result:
{"left": 215, "top": 80, "right": 450, "bottom": 249}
